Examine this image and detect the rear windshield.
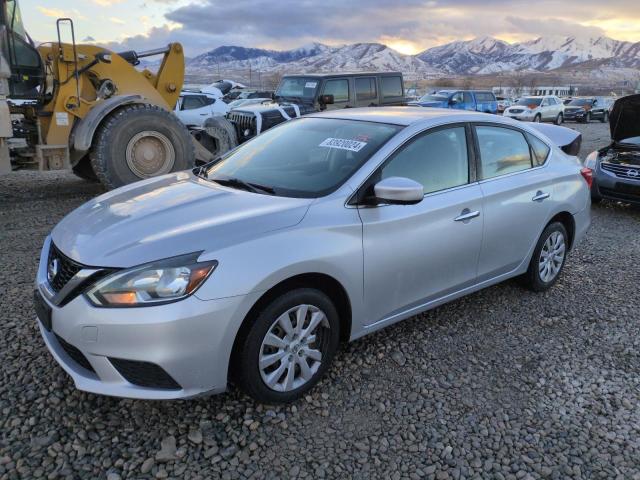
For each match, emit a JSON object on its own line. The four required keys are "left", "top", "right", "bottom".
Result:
{"left": 516, "top": 97, "right": 542, "bottom": 106}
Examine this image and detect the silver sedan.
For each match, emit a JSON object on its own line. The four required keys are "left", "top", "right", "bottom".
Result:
{"left": 35, "top": 108, "right": 592, "bottom": 403}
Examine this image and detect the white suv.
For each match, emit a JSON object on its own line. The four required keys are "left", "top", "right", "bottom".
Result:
{"left": 503, "top": 95, "right": 564, "bottom": 125}
{"left": 174, "top": 91, "right": 229, "bottom": 127}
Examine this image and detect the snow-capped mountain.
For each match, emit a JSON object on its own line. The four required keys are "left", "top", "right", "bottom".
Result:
{"left": 185, "top": 36, "right": 640, "bottom": 80}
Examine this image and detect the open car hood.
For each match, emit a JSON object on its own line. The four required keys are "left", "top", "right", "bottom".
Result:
{"left": 610, "top": 94, "right": 640, "bottom": 143}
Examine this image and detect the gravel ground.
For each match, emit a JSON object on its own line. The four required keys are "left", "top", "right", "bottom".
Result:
{"left": 1, "top": 122, "right": 640, "bottom": 480}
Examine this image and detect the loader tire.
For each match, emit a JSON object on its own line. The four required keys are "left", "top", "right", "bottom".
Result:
{"left": 90, "top": 104, "right": 194, "bottom": 190}
{"left": 202, "top": 116, "right": 238, "bottom": 157}
{"left": 71, "top": 157, "right": 98, "bottom": 182}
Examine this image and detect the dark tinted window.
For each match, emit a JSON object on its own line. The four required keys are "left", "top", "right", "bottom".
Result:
{"left": 181, "top": 95, "right": 206, "bottom": 110}
{"left": 526, "top": 134, "right": 551, "bottom": 166}
{"left": 463, "top": 92, "right": 473, "bottom": 103}
{"left": 355, "top": 77, "right": 377, "bottom": 101}
{"left": 381, "top": 127, "right": 469, "bottom": 194}
{"left": 476, "top": 126, "right": 532, "bottom": 179}
{"left": 381, "top": 76, "right": 403, "bottom": 98}
{"left": 323, "top": 79, "right": 349, "bottom": 103}
{"left": 475, "top": 92, "right": 495, "bottom": 102}
{"left": 203, "top": 96, "right": 216, "bottom": 106}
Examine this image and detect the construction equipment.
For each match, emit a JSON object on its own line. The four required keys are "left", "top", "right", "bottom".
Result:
{"left": 0, "top": 0, "right": 196, "bottom": 188}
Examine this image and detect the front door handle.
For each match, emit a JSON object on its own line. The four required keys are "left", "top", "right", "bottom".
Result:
{"left": 532, "top": 191, "right": 550, "bottom": 202}
{"left": 454, "top": 209, "right": 480, "bottom": 222}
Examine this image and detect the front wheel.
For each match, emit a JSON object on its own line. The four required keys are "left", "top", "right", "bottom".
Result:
{"left": 90, "top": 104, "right": 195, "bottom": 190}
{"left": 234, "top": 289, "right": 340, "bottom": 403}
{"left": 522, "top": 222, "right": 568, "bottom": 292}
{"left": 533, "top": 114, "right": 541, "bottom": 123}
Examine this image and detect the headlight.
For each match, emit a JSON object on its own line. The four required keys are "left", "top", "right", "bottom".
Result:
{"left": 86, "top": 253, "right": 217, "bottom": 307}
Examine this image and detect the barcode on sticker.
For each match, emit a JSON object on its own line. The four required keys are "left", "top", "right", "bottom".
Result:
{"left": 319, "top": 138, "right": 367, "bottom": 152}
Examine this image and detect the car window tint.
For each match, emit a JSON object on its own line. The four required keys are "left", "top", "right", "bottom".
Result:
{"left": 476, "top": 126, "right": 532, "bottom": 179}
{"left": 381, "top": 127, "right": 469, "bottom": 194}
{"left": 203, "top": 96, "right": 216, "bottom": 106}
{"left": 181, "top": 96, "right": 205, "bottom": 110}
{"left": 381, "top": 76, "right": 403, "bottom": 98}
{"left": 355, "top": 77, "right": 377, "bottom": 101}
{"left": 451, "top": 92, "right": 463, "bottom": 103}
{"left": 323, "top": 79, "right": 349, "bottom": 103}
{"left": 463, "top": 92, "right": 473, "bottom": 103}
{"left": 526, "top": 133, "right": 551, "bottom": 166}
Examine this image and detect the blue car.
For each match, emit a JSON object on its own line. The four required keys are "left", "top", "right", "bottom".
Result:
{"left": 409, "top": 90, "right": 498, "bottom": 114}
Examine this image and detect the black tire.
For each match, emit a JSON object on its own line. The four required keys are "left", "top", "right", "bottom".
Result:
{"left": 90, "top": 104, "right": 194, "bottom": 190}
{"left": 202, "top": 116, "right": 238, "bottom": 157}
{"left": 71, "top": 156, "right": 98, "bottom": 182}
{"left": 601, "top": 112, "right": 608, "bottom": 123}
{"left": 522, "top": 222, "right": 568, "bottom": 292}
{"left": 533, "top": 114, "right": 541, "bottom": 123}
{"left": 591, "top": 195, "right": 603, "bottom": 204}
{"left": 235, "top": 288, "right": 340, "bottom": 403}
{"left": 554, "top": 113, "right": 563, "bottom": 125}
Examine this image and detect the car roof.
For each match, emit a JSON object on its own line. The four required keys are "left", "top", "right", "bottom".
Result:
{"left": 283, "top": 72, "right": 401, "bottom": 78}
{"left": 307, "top": 106, "right": 499, "bottom": 126}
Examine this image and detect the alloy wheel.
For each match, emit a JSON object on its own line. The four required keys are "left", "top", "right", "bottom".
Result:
{"left": 258, "top": 304, "right": 329, "bottom": 392}
{"left": 538, "top": 231, "right": 566, "bottom": 283}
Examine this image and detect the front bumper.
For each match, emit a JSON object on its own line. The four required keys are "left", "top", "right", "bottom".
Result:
{"left": 564, "top": 111, "right": 586, "bottom": 122}
{"left": 35, "top": 237, "right": 258, "bottom": 400}
{"left": 593, "top": 165, "right": 640, "bottom": 205}
{"left": 503, "top": 111, "right": 534, "bottom": 121}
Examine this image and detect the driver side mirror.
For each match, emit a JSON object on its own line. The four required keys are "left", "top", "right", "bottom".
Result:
{"left": 319, "top": 94, "right": 334, "bottom": 105}
{"left": 373, "top": 177, "right": 424, "bottom": 205}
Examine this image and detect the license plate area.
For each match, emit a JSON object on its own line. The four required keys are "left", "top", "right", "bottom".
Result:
{"left": 34, "top": 289, "right": 52, "bottom": 331}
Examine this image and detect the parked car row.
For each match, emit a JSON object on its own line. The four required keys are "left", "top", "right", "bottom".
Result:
{"left": 408, "top": 90, "right": 498, "bottom": 114}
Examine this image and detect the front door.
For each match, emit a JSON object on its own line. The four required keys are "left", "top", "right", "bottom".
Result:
{"left": 357, "top": 125, "right": 484, "bottom": 325}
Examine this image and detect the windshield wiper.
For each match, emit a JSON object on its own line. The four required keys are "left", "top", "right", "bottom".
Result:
{"left": 193, "top": 165, "right": 209, "bottom": 179}
{"left": 211, "top": 176, "right": 276, "bottom": 195}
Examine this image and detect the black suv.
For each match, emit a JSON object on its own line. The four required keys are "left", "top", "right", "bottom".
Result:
{"left": 563, "top": 97, "right": 609, "bottom": 123}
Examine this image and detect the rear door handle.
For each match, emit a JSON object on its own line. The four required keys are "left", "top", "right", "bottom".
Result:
{"left": 532, "top": 191, "right": 550, "bottom": 202}
{"left": 454, "top": 209, "right": 480, "bottom": 222}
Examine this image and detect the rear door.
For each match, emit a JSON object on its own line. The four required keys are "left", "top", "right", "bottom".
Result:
{"left": 358, "top": 124, "right": 483, "bottom": 324}
{"left": 473, "top": 124, "right": 554, "bottom": 282}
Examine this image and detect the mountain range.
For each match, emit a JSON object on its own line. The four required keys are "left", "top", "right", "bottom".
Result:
{"left": 183, "top": 35, "right": 640, "bottom": 81}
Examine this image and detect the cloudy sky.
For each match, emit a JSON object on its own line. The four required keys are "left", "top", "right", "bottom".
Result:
{"left": 20, "top": 0, "right": 640, "bottom": 56}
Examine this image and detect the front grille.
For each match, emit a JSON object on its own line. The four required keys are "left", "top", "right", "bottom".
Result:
{"left": 109, "top": 358, "right": 181, "bottom": 390}
{"left": 601, "top": 162, "right": 640, "bottom": 180}
{"left": 227, "top": 111, "right": 256, "bottom": 139}
{"left": 599, "top": 186, "right": 640, "bottom": 203}
{"left": 509, "top": 108, "right": 524, "bottom": 114}
{"left": 47, "top": 243, "right": 83, "bottom": 292}
{"left": 55, "top": 334, "right": 95, "bottom": 373}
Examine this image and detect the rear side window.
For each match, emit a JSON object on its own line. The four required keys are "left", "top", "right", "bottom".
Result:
{"left": 355, "top": 77, "right": 377, "bottom": 101}
{"left": 323, "top": 79, "right": 349, "bottom": 103}
{"left": 475, "top": 92, "right": 495, "bottom": 102}
{"left": 181, "top": 95, "right": 206, "bottom": 110}
{"left": 381, "top": 126, "right": 469, "bottom": 194}
{"left": 526, "top": 133, "right": 551, "bottom": 166}
{"left": 463, "top": 92, "right": 473, "bottom": 103}
{"left": 381, "top": 76, "right": 403, "bottom": 98}
{"left": 476, "top": 126, "right": 532, "bottom": 179}
{"left": 203, "top": 96, "right": 216, "bottom": 106}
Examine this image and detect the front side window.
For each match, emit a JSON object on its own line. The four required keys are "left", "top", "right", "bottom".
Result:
{"left": 476, "top": 126, "right": 532, "bottom": 179}
{"left": 380, "top": 126, "right": 469, "bottom": 195}
{"left": 323, "top": 79, "right": 349, "bottom": 103}
{"left": 451, "top": 92, "right": 464, "bottom": 103}
{"left": 206, "top": 118, "right": 401, "bottom": 198}
{"left": 463, "top": 92, "right": 473, "bottom": 104}
{"left": 381, "top": 76, "right": 403, "bottom": 98}
{"left": 355, "top": 77, "right": 377, "bottom": 101}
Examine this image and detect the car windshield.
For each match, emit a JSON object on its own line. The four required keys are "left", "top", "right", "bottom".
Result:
{"left": 204, "top": 118, "right": 402, "bottom": 198}
{"left": 418, "top": 94, "right": 448, "bottom": 102}
{"left": 568, "top": 99, "right": 592, "bottom": 106}
{"left": 516, "top": 98, "right": 542, "bottom": 106}
{"left": 275, "top": 77, "right": 319, "bottom": 100}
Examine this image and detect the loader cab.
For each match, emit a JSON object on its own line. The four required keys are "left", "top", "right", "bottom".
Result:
{"left": 1, "top": 0, "right": 44, "bottom": 98}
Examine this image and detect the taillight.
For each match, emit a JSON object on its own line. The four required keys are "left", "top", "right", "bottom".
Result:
{"left": 580, "top": 167, "right": 593, "bottom": 189}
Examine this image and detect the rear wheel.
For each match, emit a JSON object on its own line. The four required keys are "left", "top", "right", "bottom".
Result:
{"left": 522, "top": 222, "right": 568, "bottom": 292}
{"left": 235, "top": 288, "right": 340, "bottom": 403}
{"left": 601, "top": 112, "right": 609, "bottom": 123}
{"left": 584, "top": 112, "right": 591, "bottom": 123}
{"left": 554, "top": 113, "right": 563, "bottom": 125}
{"left": 90, "top": 104, "right": 194, "bottom": 190}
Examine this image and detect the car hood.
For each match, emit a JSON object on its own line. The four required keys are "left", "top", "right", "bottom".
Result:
{"left": 51, "top": 172, "right": 313, "bottom": 268}
{"left": 610, "top": 94, "right": 640, "bottom": 143}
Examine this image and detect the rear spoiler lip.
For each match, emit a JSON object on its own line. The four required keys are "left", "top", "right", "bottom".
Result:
{"left": 527, "top": 123, "right": 582, "bottom": 156}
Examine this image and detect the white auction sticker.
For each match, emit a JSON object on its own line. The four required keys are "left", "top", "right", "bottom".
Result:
{"left": 55, "top": 112, "right": 69, "bottom": 126}
{"left": 304, "top": 82, "right": 317, "bottom": 88}
{"left": 319, "top": 137, "right": 367, "bottom": 152}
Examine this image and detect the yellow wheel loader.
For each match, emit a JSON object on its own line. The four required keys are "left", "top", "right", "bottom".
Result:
{"left": 0, "top": 0, "right": 203, "bottom": 189}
